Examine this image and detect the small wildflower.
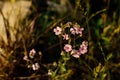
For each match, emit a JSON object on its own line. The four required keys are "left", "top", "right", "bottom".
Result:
{"left": 53, "top": 26, "right": 62, "bottom": 35}
{"left": 70, "top": 24, "right": 84, "bottom": 36}
{"left": 73, "top": 25, "right": 80, "bottom": 34}
{"left": 64, "top": 44, "right": 72, "bottom": 52}
{"left": 23, "top": 55, "right": 28, "bottom": 61}
{"left": 79, "top": 41, "right": 88, "bottom": 54}
{"left": 71, "top": 49, "right": 80, "bottom": 58}
{"left": 65, "top": 22, "right": 72, "bottom": 27}
{"left": 48, "top": 70, "right": 52, "bottom": 75}
{"left": 29, "top": 49, "right": 36, "bottom": 58}
{"left": 82, "top": 41, "right": 88, "bottom": 46}
{"left": 70, "top": 28, "right": 76, "bottom": 35}
{"left": 78, "top": 28, "right": 84, "bottom": 37}
{"left": 32, "top": 63, "right": 40, "bottom": 71}
{"left": 62, "top": 33, "right": 69, "bottom": 40}
{"left": 79, "top": 46, "right": 87, "bottom": 54}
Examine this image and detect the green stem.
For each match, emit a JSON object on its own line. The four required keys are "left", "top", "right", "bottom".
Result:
{"left": 86, "top": 16, "right": 91, "bottom": 43}
{"left": 98, "top": 42, "right": 110, "bottom": 80}
{"left": 59, "top": 35, "right": 63, "bottom": 51}
{"left": 73, "top": 0, "right": 80, "bottom": 18}
{"left": 88, "top": 9, "right": 107, "bottom": 21}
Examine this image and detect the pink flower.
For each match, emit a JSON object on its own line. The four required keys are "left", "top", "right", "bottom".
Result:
{"left": 32, "top": 63, "right": 40, "bottom": 71}
{"left": 71, "top": 49, "right": 80, "bottom": 58}
{"left": 73, "top": 25, "right": 80, "bottom": 34}
{"left": 48, "top": 70, "right": 52, "bottom": 75}
{"left": 62, "top": 33, "right": 69, "bottom": 40}
{"left": 29, "top": 49, "right": 36, "bottom": 58}
{"left": 70, "top": 25, "right": 84, "bottom": 36}
{"left": 78, "top": 28, "right": 84, "bottom": 37}
{"left": 71, "top": 41, "right": 88, "bottom": 58}
{"left": 65, "top": 22, "right": 72, "bottom": 27}
{"left": 70, "top": 28, "right": 76, "bottom": 35}
{"left": 23, "top": 55, "right": 28, "bottom": 61}
{"left": 64, "top": 44, "right": 72, "bottom": 52}
{"left": 79, "top": 45, "right": 87, "bottom": 54}
{"left": 53, "top": 26, "right": 62, "bottom": 35}
{"left": 79, "top": 41, "right": 88, "bottom": 54}
{"left": 82, "top": 41, "right": 88, "bottom": 46}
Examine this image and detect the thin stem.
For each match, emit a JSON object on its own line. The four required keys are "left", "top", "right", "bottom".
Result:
{"left": 98, "top": 42, "right": 106, "bottom": 62}
{"left": 86, "top": 16, "right": 91, "bottom": 43}
{"left": 88, "top": 8, "right": 107, "bottom": 21}
{"left": 59, "top": 35, "right": 63, "bottom": 51}
{"left": 98, "top": 42, "right": 110, "bottom": 80}
{"left": 73, "top": 0, "right": 80, "bottom": 18}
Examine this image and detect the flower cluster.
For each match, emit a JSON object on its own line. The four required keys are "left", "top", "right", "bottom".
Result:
{"left": 53, "top": 22, "right": 84, "bottom": 39}
{"left": 62, "top": 41, "right": 88, "bottom": 58}
{"left": 23, "top": 49, "right": 40, "bottom": 70}
{"left": 71, "top": 41, "right": 88, "bottom": 58}
{"left": 32, "top": 63, "right": 40, "bottom": 71}
{"left": 70, "top": 25, "right": 84, "bottom": 36}
{"left": 23, "top": 49, "right": 36, "bottom": 60}
{"left": 53, "top": 22, "right": 88, "bottom": 58}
